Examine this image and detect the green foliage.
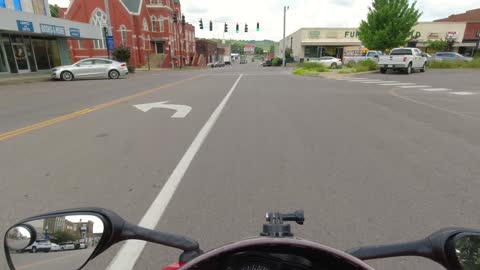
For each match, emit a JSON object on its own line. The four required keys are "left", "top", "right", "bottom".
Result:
{"left": 429, "top": 58, "right": 480, "bottom": 69}
{"left": 51, "top": 231, "right": 78, "bottom": 244}
{"left": 49, "top": 4, "right": 60, "bottom": 17}
{"left": 339, "top": 60, "right": 378, "bottom": 73}
{"left": 426, "top": 39, "right": 448, "bottom": 52}
{"left": 254, "top": 47, "right": 264, "bottom": 55}
{"left": 112, "top": 45, "right": 131, "bottom": 63}
{"left": 272, "top": 57, "right": 283, "bottom": 66}
{"left": 293, "top": 62, "right": 330, "bottom": 75}
{"left": 269, "top": 44, "right": 275, "bottom": 54}
{"left": 357, "top": 0, "right": 422, "bottom": 51}
{"left": 455, "top": 235, "right": 480, "bottom": 270}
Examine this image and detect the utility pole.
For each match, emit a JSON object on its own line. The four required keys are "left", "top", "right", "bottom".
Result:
{"left": 104, "top": 0, "right": 113, "bottom": 59}
{"left": 282, "top": 6, "right": 289, "bottom": 67}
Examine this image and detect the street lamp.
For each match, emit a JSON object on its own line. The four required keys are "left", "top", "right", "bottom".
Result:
{"left": 282, "top": 6, "right": 289, "bottom": 67}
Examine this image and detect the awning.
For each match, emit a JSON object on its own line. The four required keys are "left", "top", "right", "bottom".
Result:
{"left": 301, "top": 40, "right": 361, "bottom": 46}
{"left": 151, "top": 37, "right": 167, "bottom": 42}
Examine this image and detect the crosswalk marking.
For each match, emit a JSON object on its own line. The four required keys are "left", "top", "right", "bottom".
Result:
{"left": 362, "top": 81, "right": 399, "bottom": 84}
{"left": 421, "top": 88, "right": 450, "bottom": 92}
{"left": 379, "top": 83, "right": 415, "bottom": 86}
{"left": 399, "top": 85, "right": 431, "bottom": 88}
{"left": 449, "top": 92, "right": 476, "bottom": 95}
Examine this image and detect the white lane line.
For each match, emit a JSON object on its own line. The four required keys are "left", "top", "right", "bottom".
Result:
{"left": 359, "top": 80, "right": 384, "bottom": 83}
{"left": 421, "top": 88, "right": 450, "bottom": 92}
{"left": 336, "top": 78, "right": 370, "bottom": 81}
{"left": 379, "top": 83, "right": 415, "bottom": 86}
{"left": 106, "top": 74, "right": 244, "bottom": 270}
{"left": 449, "top": 92, "right": 476, "bottom": 95}
{"left": 399, "top": 85, "right": 431, "bottom": 88}
{"left": 362, "top": 81, "right": 399, "bottom": 84}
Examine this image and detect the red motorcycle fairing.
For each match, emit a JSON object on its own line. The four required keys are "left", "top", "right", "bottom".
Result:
{"left": 168, "top": 237, "right": 376, "bottom": 270}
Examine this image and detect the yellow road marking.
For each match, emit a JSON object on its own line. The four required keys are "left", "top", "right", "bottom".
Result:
{"left": 0, "top": 75, "right": 202, "bottom": 142}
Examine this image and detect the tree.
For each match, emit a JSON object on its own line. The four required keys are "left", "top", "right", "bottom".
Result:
{"left": 49, "top": 4, "right": 60, "bottom": 18}
{"left": 426, "top": 39, "right": 448, "bottom": 52}
{"left": 254, "top": 47, "right": 264, "bottom": 55}
{"left": 269, "top": 44, "right": 275, "bottom": 54}
{"left": 112, "top": 45, "right": 131, "bottom": 63}
{"left": 357, "top": 0, "right": 422, "bottom": 52}
{"left": 51, "top": 231, "right": 78, "bottom": 243}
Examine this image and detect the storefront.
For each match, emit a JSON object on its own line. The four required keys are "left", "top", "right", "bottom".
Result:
{"left": 280, "top": 28, "right": 361, "bottom": 62}
{"left": 0, "top": 7, "right": 102, "bottom": 75}
{"left": 411, "top": 22, "right": 468, "bottom": 54}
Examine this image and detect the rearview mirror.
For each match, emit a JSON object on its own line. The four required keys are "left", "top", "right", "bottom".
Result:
{"left": 4, "top": 212, "right": 106, "bottom": 270}
{"left": 452, "top": 233, "right": 480, "bottom": 270}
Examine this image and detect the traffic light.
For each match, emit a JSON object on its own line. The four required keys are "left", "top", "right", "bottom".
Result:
{"left": 236, "top": 23, "right": 239, "bottom": 33}
{"left": 199, "top": 19, "right": 203, "bottom": 30}
{"left": 173, "top": 13, "right": 178, "bottom": 23}
{"left": 256, "top": 22, "right": 260, "bottom": 31}
{"left": 224, "top": 23, "right": 228, "bottom": 33}
{"left": 209, "top": 21, "right": 213, "bottom": 31}
{"left": 245, "top": 24, "right": 248, "bottom": 32}
{"left": 181, "top": 15, "right": 185, "bottom": 25}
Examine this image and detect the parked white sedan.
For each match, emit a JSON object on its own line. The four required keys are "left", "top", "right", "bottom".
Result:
{"left": 50, "top": 243, "right": 61, "bottom": 252}
{"left": 310, "top": 57, "right": 343, "bottom": 68}
{"left": 51, "top": 58, "right": 129, "bottom": 81}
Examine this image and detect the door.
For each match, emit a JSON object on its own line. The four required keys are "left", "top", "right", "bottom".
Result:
{"left": 72, "top": 59, "right": 95, "bottom": 77}
{"left": 413, "top": 49, "right": 423, "bottom": 68}
{"left": 12, "top": 44, "right": 30, "bottom": 73}
{"left": 92, "top": 59, "right": 111, "bottom": 77}
{"left": 0, "top": 42, "right": 9, "bottom": 73}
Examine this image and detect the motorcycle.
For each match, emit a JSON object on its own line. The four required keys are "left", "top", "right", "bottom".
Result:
{"left": 3, "top": 208, "right": 480, "bottom": 270}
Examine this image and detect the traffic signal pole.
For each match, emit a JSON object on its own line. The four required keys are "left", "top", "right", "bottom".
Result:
{"left": 282, "top": 6, "right": 288, "bottom": 67}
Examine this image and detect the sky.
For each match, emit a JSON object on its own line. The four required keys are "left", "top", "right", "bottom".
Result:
{"left": 48, "top": 0, "right": 480, "bottom": 41}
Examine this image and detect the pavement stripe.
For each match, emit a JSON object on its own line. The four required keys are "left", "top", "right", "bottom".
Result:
{"left": 399, "top": 85, "right": 431, "bottom": 88}
{"left": 106, "top": 74, "right": 244, "bottom": 270}
{"left": 379, "top": 83, "right": 415, "bottom": 86}
{"left": 360, "top": 80, "right": 384, "bottom": 83}
{"left": 421, "top": 88, "right": 450, "bottom": 91}
{"left": 362, "top": 81, "right": 399, "bottom": 84}
{"left": 449, "top": 92, "right": 476, "bottom": 95}
{"left": 0, "top": 75, "right": 202, "bottom": 142}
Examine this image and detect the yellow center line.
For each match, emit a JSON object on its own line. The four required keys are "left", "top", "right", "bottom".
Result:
{"left": 0, "top": 75, "right": 202, "bottom": 142}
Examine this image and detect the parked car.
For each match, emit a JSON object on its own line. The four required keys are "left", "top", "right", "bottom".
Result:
{"left": 214, "top": 61, "right": 225, "bottom": 67}
{"left": 51, "top": 58, "right": 128, "bottom": 81}
{"left": 344, "top": 50, "right": 384, "bottom": 65}
{"left": 240, "top": 59, "right": 247, "bottom": 64}
{"left": 50, "top": 243, "right": 61, "bottom": 252}
{"left": 262, "top": 59, "right": 272, "bottom": 67}
{"left": 311, "top": 56, "right": 343, "bottom": 68}
{"left": 432, "top": 52, "right": 473, "bottom": 62}
{"left": 74, "top": 242, "right": 87, "bottom": 249}
{"left": 23, "top": 240, "right": 51, "bottom": 253}
{"left": 59, "top": 242, "right": 76, "bottom": 250}
{"left": 378, "top": 48, "right": 427, "bottom": 74}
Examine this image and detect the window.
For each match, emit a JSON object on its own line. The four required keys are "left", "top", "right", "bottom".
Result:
{"left": 78, "top": 40, "right": 83, "bottom": 49}
{"left": 143, "top": 18, "right": 149, "bottom": 31}
{"left": 120, "top": 25, "right": 127, "bottom": 44}
{"left": 94, "top": 59, "right": 112, "bottom": 64}
{"left": 90, "top": 9, "right": 107, "bottom": 49}
{"left": 151, "top": 16, "right": 157, "bottom": 32}
{"left": 390, "top": 49, "right": 412, "bottom": 55}
{"left": 78, "top": 59, "right": 94, "bottom": 66}
{"left": 159, "top": 16, "right": 165, "bottom": 32}
{"left": 156, "top": 42, "right": 164, "bottom": 54}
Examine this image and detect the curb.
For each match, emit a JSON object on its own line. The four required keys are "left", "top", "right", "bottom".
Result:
{"left": 0, "top": 77, "right": 51, "bottom": 86}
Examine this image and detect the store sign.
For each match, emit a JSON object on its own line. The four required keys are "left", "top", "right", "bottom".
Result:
{"left": 106, "top": 35, "right": 115, "bottom": 50}
{"left": 69, "top": 28, "right": 81, "bottom": 37}
{"left": 344, "top": 31, "right": 358, "bottom": 38}
{"left": 40, "top": 23, "right": 66, "bottom": 36}
{"left": 308, "top": 31, "right": 320, "bottom": 39}
{"left": 447, "top": 31, "right": 457, "bottom": 39}
{"left": 16, "top": 20, "right": 34, "bottom": 32}
{"left": 410, "top": 31, "right": 421, "bottom": 39}
{"left": 428, "top": 32, "right": 439, "bottom": 39}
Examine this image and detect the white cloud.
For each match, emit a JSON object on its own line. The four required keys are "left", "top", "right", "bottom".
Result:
{"left": 49, "top": 0, "right": 480, "bottom": 41}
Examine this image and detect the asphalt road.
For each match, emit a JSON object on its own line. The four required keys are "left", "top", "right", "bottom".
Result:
{"left": 8, "top": 249, "right": 93, "bottom": 270}
{"left": 1, "top": 62, "right": 480, "bottom": 270}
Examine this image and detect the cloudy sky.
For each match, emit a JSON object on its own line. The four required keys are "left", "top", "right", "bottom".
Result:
{"left": 49, "top": 0, "right": 479, "bottom": 41}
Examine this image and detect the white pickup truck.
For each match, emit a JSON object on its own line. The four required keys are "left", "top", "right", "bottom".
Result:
{"left": 378, "top": 48, "right": 428, "bottom": 74}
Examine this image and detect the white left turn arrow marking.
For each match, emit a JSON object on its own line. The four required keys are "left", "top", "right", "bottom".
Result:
{"left": 133, "top": 101, "right": 192, "bottom": 118}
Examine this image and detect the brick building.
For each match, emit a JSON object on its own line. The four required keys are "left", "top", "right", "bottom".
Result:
{"left": 63, "top": 0, "right": 196, "bottom": 68}
{"left": 435, "top": 8, "right": 480, "bottom": 56}
{"left": 195, "top": 39, "right": 217, "bottom": 65}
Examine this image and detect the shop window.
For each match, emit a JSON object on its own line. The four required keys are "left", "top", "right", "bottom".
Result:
{"left": 0, "top": 45, "right": 9, "bottom": 73}
{"left": 31, "top": 38, "right": 50, "bottom": 69}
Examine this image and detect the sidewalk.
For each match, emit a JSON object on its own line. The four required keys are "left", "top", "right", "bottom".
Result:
{"left": 0, "top": 71, "right": 51, "bottom": 86}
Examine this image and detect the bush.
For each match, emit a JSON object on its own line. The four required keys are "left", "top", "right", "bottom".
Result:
{"left": 357, "top": 59, "right": 378, "bottom": 70}
{"left": 293, "top": 62, "right": 330, "bottom": 75}
{"left": 464, "top": 58, "right": 480, "bottom": 68}
{"left": 112, "top": 45, "right": 131, "bottom": 63}
{"left": 428, "top": 59, "right": 480, "bottom": 69}
{"left": 272, "top": 57, "right": 283, "bottom": 66}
